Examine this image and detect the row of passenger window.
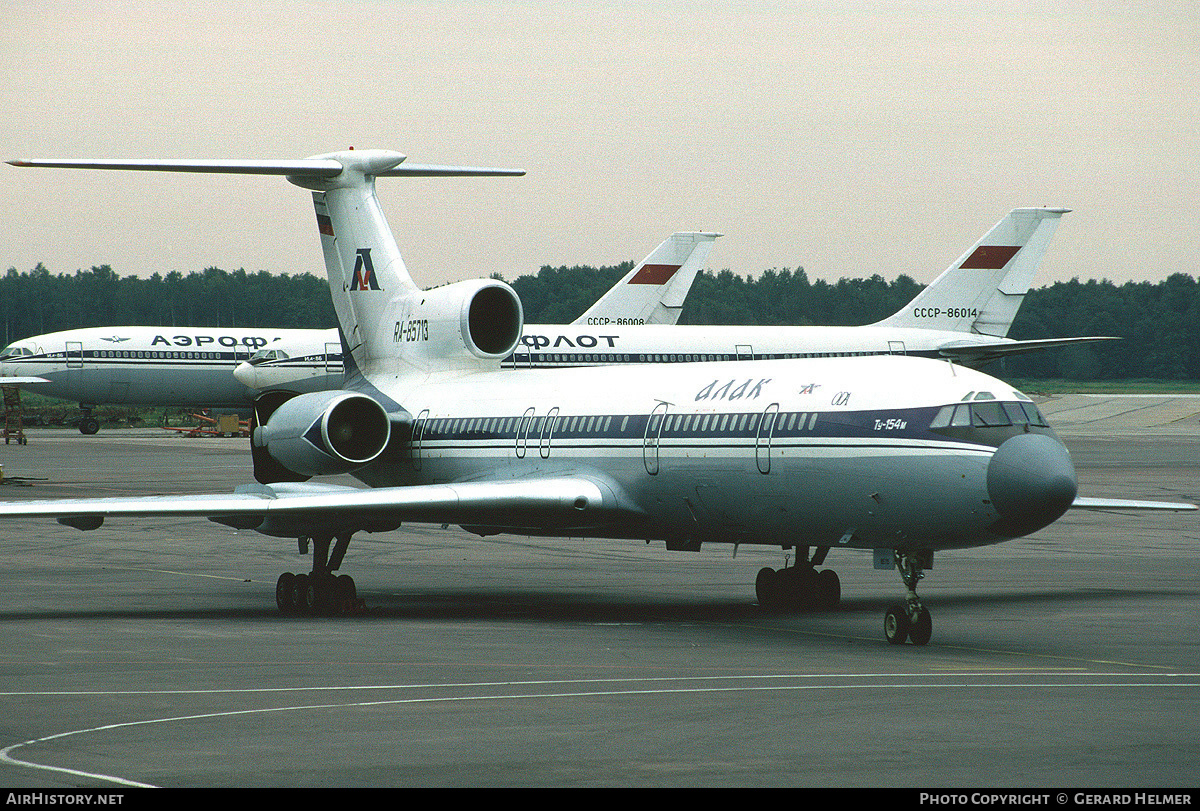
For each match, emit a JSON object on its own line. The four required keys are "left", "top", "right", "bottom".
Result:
{"left": 89, "top": 350, "right": 237, "bottom": 361}
{"left": 655, "top": 411, "right": 819, "bottom": 435}
{"left": 419, "top": 410, "right": 826, "bottom": 441}
{"left": 507, "top": 351, "right": 888, "bottom": 364}
{"left": 422, "top": 414, "right": 623, "bottom": 439}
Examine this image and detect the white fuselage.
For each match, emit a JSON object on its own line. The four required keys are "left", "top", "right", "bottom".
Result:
{"left": 233, "top": 323, "right": 1018, "bottom": 394}
{"left": 0, "top": 326, "right": 321, "bottom": 406}
{"left": 346, "top": 353, "right": 1063, "bottom": 552}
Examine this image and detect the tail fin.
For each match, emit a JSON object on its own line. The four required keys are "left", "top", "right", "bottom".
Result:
{"left": 874, "top": 208, "right": 1068, "bottom": 336}
{"left": 572, "top": 232, "right": 720, "bottom": 326}
{"left": 9, "top": 150, "right": 525, "bottom": 370}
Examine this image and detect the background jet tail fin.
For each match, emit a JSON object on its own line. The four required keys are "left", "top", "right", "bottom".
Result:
{"left": 875, "top": 208, "right": 1069, "bottom": 336}
{"left": 572, "top": 232, "right": 720, "bottom": 326}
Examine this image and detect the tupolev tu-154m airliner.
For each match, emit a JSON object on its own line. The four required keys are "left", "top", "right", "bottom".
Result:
{"left": 2, "top": 150, "right": 1192, "bottom": 645}
{"left": 0, "top": 232, "right": 719, "bottom": 433}
{"left": 233, "top": 207, "right": 1115, "bottom": 396}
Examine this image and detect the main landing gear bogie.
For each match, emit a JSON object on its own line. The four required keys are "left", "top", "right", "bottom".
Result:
{"left": 755, "top": 546, "right": 841, "bottom": 612}
{"left": 274, "top": 534, "right": 364, "bottom": 616}
{"left": 275, "top": 571, "right": 359, "bottom": 616}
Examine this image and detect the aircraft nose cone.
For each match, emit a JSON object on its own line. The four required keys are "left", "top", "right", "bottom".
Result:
{"left": 987, "top": 433, "right": 1078, "bottom": 537}
{"left": 233, "top": 361, "right": 258, "bottom": 389}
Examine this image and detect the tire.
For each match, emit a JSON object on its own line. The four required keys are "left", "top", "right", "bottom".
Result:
{"left": 908, "top": 607, "right": 933, "bottom": 646}
{"left": 884, "top": 604, "right": 910, "bottom": 645}
{"left": 784, "top": 566, "right": 817, "bottom": 611}
{"left": 275, "top": 572, "right": 296, "bottom": 613}
{"left": 815, "top": 569, "right": 841, "bottom": 609}
{"left": 80, "top": 418, "right": 100, "bottom": 435}
{"left": 293, "top": 573, "right": 316, "bottom": 615}
{"left": 336, "top": 575, "right": 357, "bottom": 614}
{"left": 755, "top": 567, "right": 783, "bottom": 610}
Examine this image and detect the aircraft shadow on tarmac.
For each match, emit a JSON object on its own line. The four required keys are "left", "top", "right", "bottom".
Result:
{"left": 0, "top": 585, "right": 1190, "bottom": 623}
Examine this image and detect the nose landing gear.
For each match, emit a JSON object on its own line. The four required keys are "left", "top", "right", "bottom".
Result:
{"left": 885, "top": 550, "right": 932, "bottom": 646}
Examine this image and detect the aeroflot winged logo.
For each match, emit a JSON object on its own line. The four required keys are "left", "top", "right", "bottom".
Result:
{"left": 350, "top": 248, "right": 382, "bottom": 291}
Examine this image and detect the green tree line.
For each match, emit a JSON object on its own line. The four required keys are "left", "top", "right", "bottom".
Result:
{"left": 5, "top": 262, "right": 1199, "bottom": 380}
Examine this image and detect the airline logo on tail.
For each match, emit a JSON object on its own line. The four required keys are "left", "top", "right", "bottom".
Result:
{"left": 350, "top": 249, "right": 382, "bottom": 291}
{"left": 960, "top": 245, "right": 1021, "bottom": 269}
{"left": 628, "top": 264, "right": 680, "bottom": 285}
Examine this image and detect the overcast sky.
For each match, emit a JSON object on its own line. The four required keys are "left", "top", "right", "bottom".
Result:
{"left": 3, "top": 1, "right": 1197, "bottom": 293}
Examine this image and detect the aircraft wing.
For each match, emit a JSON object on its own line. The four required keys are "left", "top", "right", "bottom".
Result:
{"left": 0, "top": 476, "right": 638, "bottom": 537}
{"left": 0, "top": 377, "right": 50, "bottom": 385}
{"left": 937, "top": 336, "right": 1120, "bottom": 365}
{"left": 1070, "top": 496, "right": 1197, "bottom": 512}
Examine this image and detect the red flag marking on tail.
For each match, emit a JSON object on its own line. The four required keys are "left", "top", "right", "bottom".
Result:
{"left": 628, "top": 264, "right": 680, "bottom": 284}
{"left": 960, "top": 245, "right": 1021, "bottom": 269}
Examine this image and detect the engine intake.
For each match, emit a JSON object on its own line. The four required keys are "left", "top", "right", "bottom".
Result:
{"left": 466, "top": 283, "right": 523, "bottom": 357}
{"left": 400, "top": 279, "right": 523, "bottom": 366}
{"left": 253, "top": 390, "right": 390, "bottom": 477}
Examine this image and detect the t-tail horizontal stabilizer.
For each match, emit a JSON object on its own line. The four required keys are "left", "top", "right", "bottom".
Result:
{"left": 6, "top": 155, "right": 526, "bottom": 179}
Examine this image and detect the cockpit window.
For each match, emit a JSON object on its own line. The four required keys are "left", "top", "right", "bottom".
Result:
{"left": 0, "top": 345, "right": 32, "bottom": 359}
{"left": 971, "top": 401, "right": 1010, "bottom": 427}
{"left": 1002, "top": 402, "right": 1029, "bottom": 424}
{"left": 247, "top": 348, "right": 289, "bottom": 365}
{"left": 1021, "top": 402, "right": 1049, "bottom": 427}
{"left": 972, "top": 391, "right": 996, "bottom": 401}
{"left": 930, "top": 400, "right": 1050, "bottom": 431}
{"left": 929, "top": 405, "right": 953, "bottom": 429}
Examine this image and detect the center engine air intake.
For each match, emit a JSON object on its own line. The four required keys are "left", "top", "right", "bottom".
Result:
{"left": 467, "top": 283, "right": 523, "bottom": 357}
{"left": 403, "top": 278, "right": 523, "bottom": 365}
{"left": 252, "top": 390, "right": 391, "bottom": 477}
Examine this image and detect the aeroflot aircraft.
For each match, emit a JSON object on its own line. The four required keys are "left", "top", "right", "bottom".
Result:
{"left": 232, "top": 207, "right": 1114, "bottom": 395}
{"left": 0, "top": 327, "right": 320, "bottom": 433}
{"left": 2, "top": 151, "right": 1191, "bottom": 646}
{"left": 0, "top": 232, "right": 717, "bottom": 433}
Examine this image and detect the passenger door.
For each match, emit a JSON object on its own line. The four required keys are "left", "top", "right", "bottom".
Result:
{"left": 325, "top": 342, "right": 342, "bottom": 376}
{"left": 410, "top": 408, "right": 430, "bottom": 470}
{"left": 515, "top": 407, "right": 536, "bottom": 459}
{"left": 539, "top": 407, "right": 559, "bottom": 459}
{"left": 65, "top": 341, "right": 84, "bottom": 369}
{"left": 643, "top": 402, "right": 669, "bottom": 475}
{"left": 756, "top": 402, "right": 780, "bottom": 474}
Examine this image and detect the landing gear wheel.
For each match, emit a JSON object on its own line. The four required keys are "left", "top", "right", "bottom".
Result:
{"left": 293, "top": 573, "right": 317, "bottom": 615}
{"left": 884, "top": 604, "right": 910, "bottom": 645}
{"left": 908, "top": 607, "right": 933, "bottom": 646}
{"left": 336, "top": 575, "right": 357, "bottom": 613}
{"left": 276, "top": 572, "right": 296, "bottom": 613}
{"left": 780, "top": 566, "right": 817, "bottom": 610}
{"left": 79, "top": 417, "right": 100, "bottom": 435}
{"left": 814, "top": 569, "right": 841, "bottom": 609}
{"left": 883, "top": 550, "right": 934, "bottom": 646}
{"left": 756, "top": 567, "right": 784, "bottom": 610}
